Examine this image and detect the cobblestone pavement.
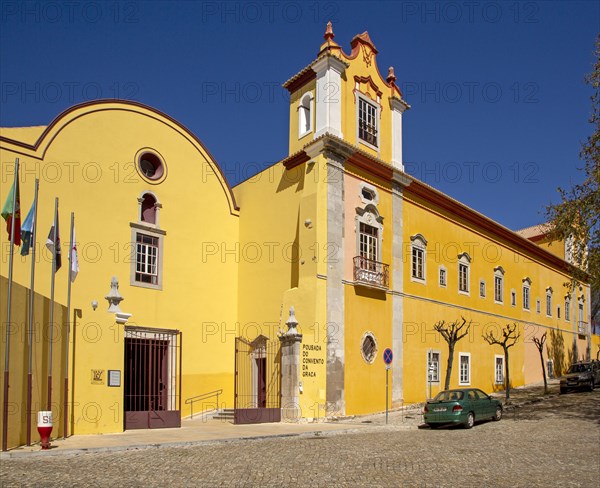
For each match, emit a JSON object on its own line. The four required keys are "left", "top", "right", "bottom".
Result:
{"left": 2, "top": 387, "right": 599, "bottom": 487}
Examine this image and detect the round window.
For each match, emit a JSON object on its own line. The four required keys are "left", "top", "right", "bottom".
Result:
{"left": 136, "top": 150, "right": 166, "bottom": 183}
{"left": 361, "top": 332, "right": 378, "bottom": 364}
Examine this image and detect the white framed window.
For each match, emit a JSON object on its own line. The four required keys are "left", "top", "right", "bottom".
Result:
{"left": 495, "top": 355, "right": 504, "bottom": 384}
{"left": 410, "top": 234, "right": 427, "bottom": 284}
{"left": 546, "top": 287, "right": 553, "bottom": 317}
{"left": 130, "top": 223, "right": 165, "bottom": 290}
{"left": 298, "top": 92, "right": 313, "bottom": 138}
{"left": 479, "top": 280, "right": 486, "bottom": 298}
{"left": 536, "top": 299, "right": 541, "bottom": 313}
{"left": 355, "top": 204, "right": 383, "bottom": 262}
{"left": 511, "top": 290, "right": 516, "bottom": 307}
{"left": 565, "top": 298, "right": 571, "bottom": 322}
{"left": 459, "top": 352, "right": 471, "bottom": 385}
{"left": 135, "top": 233, "right": 159, "bottom": 285}
{"left": 493, "top": 266, "right": 504, "bottom": 304}
{"left": 439, "top": 266, "right": 447, "bottom": 287}
{"left": 354, "top": 204, "right": 385, "bottom": 287}
{"left": 557, "top": 306, "right": 561, "bottom": 319}
{"left": 359, "top": 222, "right": 378, "bottom": 262}
{"left": 356, "top": 93, "right": 380, "bottom": 149}
{"left": 427, "top": 350, "right": 440, "bottom": 383}
{"left": 458, "top": 253, "right": 470, "bottom": 295}
{"left": 522, "top": 277, "right": 531, "bottom": 311}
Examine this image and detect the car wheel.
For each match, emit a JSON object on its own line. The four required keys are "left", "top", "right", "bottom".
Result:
{"left": 589, "top": 381, "right": 594, "bottom": 392}
{"left": 428, "top": 424, "right": 440, "bottom": 429}
{"left": 493, "top": 406, "right": 502, "bottom": 421}
{"left": 560, "top": 387, "right": 567, "bottom": 394}
{"left": 464, "top": 412, "right": 474, "bottom": 429}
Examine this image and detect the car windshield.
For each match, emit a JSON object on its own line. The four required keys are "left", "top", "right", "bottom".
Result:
{"left": 433, "top": 390, "right": 464, "bottom": 402}
{"left": 567, "top": 364, "right": 591, "bottom": 373}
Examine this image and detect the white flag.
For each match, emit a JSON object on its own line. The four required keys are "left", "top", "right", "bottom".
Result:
{"left": 70, "top": 227, "right": 79, "bottom": 282}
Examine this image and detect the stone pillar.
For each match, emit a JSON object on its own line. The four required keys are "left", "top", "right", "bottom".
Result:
{"left": 391, "top": 173, "right": 410, "bottom": 407}
{"left": 325, "top": 152, "right": 346, "bottom": 417}
{"left": 279, "top": 307, "right": 303, "bottom": 422}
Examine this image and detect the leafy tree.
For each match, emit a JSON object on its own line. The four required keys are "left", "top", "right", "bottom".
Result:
{"left": 546, "top": 35, "right": 599, "bottom": 328}
{"left": 433, "top": 317, "right": 471, "bottom": 390}
{"left": 483, "top": 323, "right": 520, "bottom": 400}
{"left": 532, "top": 332, "right": 548, "bottom": 394}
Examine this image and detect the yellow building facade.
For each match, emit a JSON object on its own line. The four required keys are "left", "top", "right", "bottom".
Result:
{"left": 1, "top": 25, "right": 596, "bottom": 448}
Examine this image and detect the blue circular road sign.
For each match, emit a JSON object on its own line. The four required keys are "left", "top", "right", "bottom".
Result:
{"left": 383, "top": 348, "right": 393, "bottom": 365}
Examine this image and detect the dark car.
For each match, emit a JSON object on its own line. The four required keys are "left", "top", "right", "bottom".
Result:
{"left": 423, "top": 388, "right": 503, "bottom": 429}
{"left": 560, "top": 361, "right": 600, "bottom": 393}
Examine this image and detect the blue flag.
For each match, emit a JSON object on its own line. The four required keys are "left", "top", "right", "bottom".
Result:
{"left": 20, "top": 201, "right": 35, "bottom": 256}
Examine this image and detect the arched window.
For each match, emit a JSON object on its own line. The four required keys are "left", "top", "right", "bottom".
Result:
{"left": 493, "top": 266, "right": 505, "bottom": 304}
{"left": 410, "top": 234, "right": 427, "bottom": 283}
{"left": 298, "top": 93, "right": 313, "bottom": 138}
{"left": 141, "top": 193, "right": 157, "bottom": 224}
{"left": 132, "top": 191, "right": 164, "bottom": 290}
{"left": 458, "top": 253, "right": 471, "bottom": 295}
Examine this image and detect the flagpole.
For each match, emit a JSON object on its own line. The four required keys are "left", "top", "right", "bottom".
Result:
{"left": 47, "top": 197, "right": 58, "bottom": 411}
{"left": 2, "top": 158, "right": 19, "bottom": 452}
{"left": 26, "top": 178, "right": 39, "bottom": 446}
{"left": 64, "top": 212, "right": 74, "bottom": 439}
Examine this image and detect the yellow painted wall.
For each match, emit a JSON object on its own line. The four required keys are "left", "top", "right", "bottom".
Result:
{"left": 0, "top": 277, "right": 67, "bottom": 449}
{"left": 339, "top": 51, "right": 395, "bottom": 163}
{"left": 1, "top": 101, "right": 241, "bottom": 435}
{"left": 288, "top": 81, "right": 316, "bottom": 156}
{"left": 401, "top": 191, "right": 590, "bottom": 403}
{"left": 234, "top": 154, "right": 329, "bottom": 420}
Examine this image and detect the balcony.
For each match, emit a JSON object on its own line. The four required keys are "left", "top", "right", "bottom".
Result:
{"left": 577, "top": 321, "right": 588, "bottom": 336}
{"left": 353, "top": 256, "right": 389, "bottom": 290}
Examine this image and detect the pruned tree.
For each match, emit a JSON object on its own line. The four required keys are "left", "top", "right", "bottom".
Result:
{"left": 433, "top": 317, "right": 471, "bottom": 390}
{"left": 483, "top": 323, "right": 521, "bottom": 400}
{"left": 532, "top": 332, "right": 548, "bottom": 394}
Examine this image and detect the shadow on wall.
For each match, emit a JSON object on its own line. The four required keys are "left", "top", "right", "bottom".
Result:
{"left": 546, "top": 328, "right": 582, "bottom": 376}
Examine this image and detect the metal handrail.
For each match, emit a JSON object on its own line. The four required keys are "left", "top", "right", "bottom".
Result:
{"left": 185, "top": 389, "right": 223, "bottom": 419}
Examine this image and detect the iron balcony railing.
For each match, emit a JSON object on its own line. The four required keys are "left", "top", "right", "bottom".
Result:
{"left": 353, "top": 256, "right": 389, "bottom": 289}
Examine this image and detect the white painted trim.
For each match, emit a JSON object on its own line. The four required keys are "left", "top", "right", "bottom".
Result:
{"left": 298, "top": 92, "right": 314, "bottom": 139}
{"left": 458, "top": 352, "right": 471, "bottom": 386}
{"left": 438, "top": 266, "right": 447, "bottom": 288}
{"left": 458, "top": 254, "right": 470, "bottom": 296}
{"left": 390, "top": 97, "right": 407, "bottom": 170}
{"left": 313, "top": 56, "right": 345, "bottom": 140}
{"left": 410, "top": 235, "right": 427, "bottom": 285}
{"left": 358, "top": 181, "right": 379, "bottom": 205}
{"left": 494, "top": 354, "right": 505, "bottom": 384}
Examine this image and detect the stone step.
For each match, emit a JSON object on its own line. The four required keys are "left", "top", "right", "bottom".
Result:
{"left": 212, "top": 409, "right": 235, "bottom": 420}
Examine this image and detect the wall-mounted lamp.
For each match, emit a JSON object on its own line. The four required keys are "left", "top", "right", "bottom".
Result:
{"left": 91, "top": 300, "right": 98, "bottom": 311}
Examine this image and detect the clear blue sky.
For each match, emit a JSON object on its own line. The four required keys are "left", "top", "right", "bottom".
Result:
{"left": 1, "top": 1, "right": 598, "bottom": 230}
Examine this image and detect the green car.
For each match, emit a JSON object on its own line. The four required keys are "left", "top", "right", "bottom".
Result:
{"left": 423, "top": 388, "right": 503, "bottom": 429}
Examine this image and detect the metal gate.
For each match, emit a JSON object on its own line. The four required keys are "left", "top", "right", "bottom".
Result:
{"left": 234, "top": 335, "right": 281, "bottom": 424}
{"left": 124, "top": 327, "right": 182, "bottom": 430}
